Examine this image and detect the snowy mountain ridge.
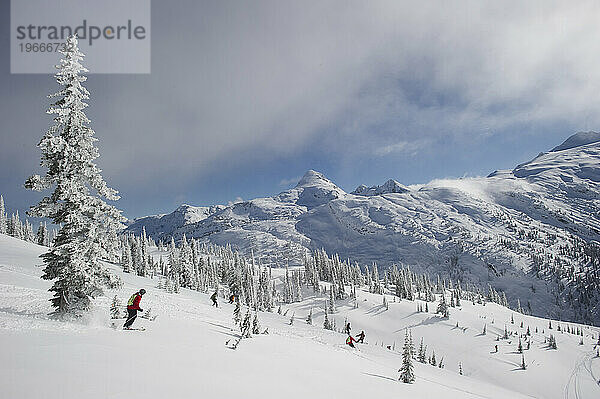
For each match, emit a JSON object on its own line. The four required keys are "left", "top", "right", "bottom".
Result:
{"left": 352, "top": 179, "right": 410, "bottom": 196}
{"left": 126, "top": 133, "right": 600, "bottom": 324}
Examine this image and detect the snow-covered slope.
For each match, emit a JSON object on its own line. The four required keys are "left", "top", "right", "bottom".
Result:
{"left": 1, "top": 234, "right": 599, "bottom": 399}
{"left": 126, "top": 204, "right": 226, "bottom": 239}
{"left": 551, "top": 131, "right": 600, "bottom": 152}
{"left": 126, "top": 133, "right": 600, "bottom": 325}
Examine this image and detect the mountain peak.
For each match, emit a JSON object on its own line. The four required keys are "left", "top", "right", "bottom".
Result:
{"left": 551, "top": 131, "right": 600, "bottom": 152}
{"left": 296, "top": 170, "right": 333, "bottom": 188}
{"left": 352, "top": 178, "right": 409, "bottom": 196}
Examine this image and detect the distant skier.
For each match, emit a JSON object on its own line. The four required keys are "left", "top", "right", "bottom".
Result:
{"left": 357, "top": 330, "right": 365, "bottom": 343}
{"left": 211, "top": 291, "right": 218, "bottom": 307}
{"left": 346, "top": 335, "right": 357, "bottom": 348}
{"left": 228, "top": 294, "right": 236, "bottom": 304}
{"left": 494, "top": 345, "right": 498, "bottom": 353}
{"left": 124, "top": 289, "right": 145, "bottom": 329}
{"left": 345, "top": 322, "right": 351, "bottom": 335}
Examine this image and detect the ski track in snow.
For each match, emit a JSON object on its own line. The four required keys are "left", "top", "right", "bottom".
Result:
{"left": 564, "top": 349, "right": 600, "bottom": 399}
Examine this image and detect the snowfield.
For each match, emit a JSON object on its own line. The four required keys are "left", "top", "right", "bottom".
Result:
{"left": 1, "top": 234, "right": 599, "bottom": 398}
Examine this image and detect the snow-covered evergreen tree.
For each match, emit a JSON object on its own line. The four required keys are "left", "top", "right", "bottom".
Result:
{"left": 122, "top": 238, "right": 133, "bottom": 273}
{"left": 518, "top": 338, "right": 523, "bottom": 353}
{"left": 0, "top": 195, "right": 6, "bottom": 234}
{"left": 430, "top": 350, "right": 437, "bottom": 366}
{"left": 110, "top": 295, "right": 122, "bottom": 319}
{"left": 436, "top": 293, "right": 449, "bottom": 318}
{"left": 241, "top": 309, "right": 252, "bottom": 338}
{"left": 233, "top": 300, "right": 241, "bottom": 325}
{"left": 417, "top": 338, "right": 427, "bottom": 363}
{"left": 252, "top": 313, "right": 260, "bottom": 335}
{"left": 328, "top": 287, "right": 336, "bottom": 313}
{"left": 306, "top": 308, "right": 313, "bottom": 325}
{"left": 24, "top": 35, "right": 123, "bottom": 318}
{"left": 399, "top": 329, "right": 415, "bottom": 383}
{"left": 323, "top": 308, "right": 332, "bottom": 330}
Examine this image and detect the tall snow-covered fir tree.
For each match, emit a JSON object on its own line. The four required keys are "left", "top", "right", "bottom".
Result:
{"left": 399, "top": 329, "right": 415, "bottom": 383}
{"left": 24, "top": 35, "right": 123, "bottom": 318}
{"left": 0, "top": 195, "right": 6, "bottom": 234}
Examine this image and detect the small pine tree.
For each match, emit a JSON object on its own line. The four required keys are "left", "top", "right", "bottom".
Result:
{"left": 483, "top": 324, "right": 486, "bottom": 335}
{"left": 289, "top": 312, "right": 295, "bottom": 326}
{"left": 548, "top": 334, "right": 557, "bottom": 349}
{"left": 109, "top": 295, "right": 122, "bottom": 319}
{"left": 511, "top": 314, "right": 514, "bottom": 324}
{"left": 417, "top": 338, "right": 426, "bottom": 363}
{"left": 436, "top": 294, "right": 449, "bottom": 318}
{"left": 323, "top": 309, "right": 332, "bottom": 330}
{"left": 399, "top": 330, "right": 415, "bottom": 383}
{"left": 518, "top": 338, "right": 523, "bottom": 353}
{"left": 233, "top": 301, "right": 241, "bottom": 325}
{"left": 241, "top": 309, "right": 252, "bottom": 338}
{"left": 329, "top": 288, "right": 336, "bottom": 313}
{"left": 459, "top": 362, "right": 463, "bottom": 375}
{"left": 306, "top": 308, "right": 313, "bottom": 325}
{"left": 252, "top": 313, "right": 260, "bottom": 335}
{"left": 430, "top": 350, "right": 437, "bottom": 366}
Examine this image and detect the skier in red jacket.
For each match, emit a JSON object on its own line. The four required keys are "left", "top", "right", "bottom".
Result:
{"left": 124, "top": 289, "right": 146, "bottom": 329}
{"left": 346, "top": 335, "right": 357, "bottom": 348}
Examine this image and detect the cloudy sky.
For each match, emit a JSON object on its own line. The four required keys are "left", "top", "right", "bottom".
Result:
{"left": 2, "top": 0, "right": 600, "bottom": 219}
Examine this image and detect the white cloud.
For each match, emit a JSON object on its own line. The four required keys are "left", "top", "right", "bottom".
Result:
{"left": 374, "top": 140, "right": 431, "bottom": 157}
{"left": 279, "top": 176, "right": 301, "bottom": 187}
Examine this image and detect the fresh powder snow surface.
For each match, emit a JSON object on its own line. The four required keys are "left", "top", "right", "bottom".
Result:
{"left": 1, "top": 234, "right": 599, "bottom": 398}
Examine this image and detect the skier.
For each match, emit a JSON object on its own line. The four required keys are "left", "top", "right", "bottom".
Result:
{"left": 345, "top": 322, "right": 352, "bottom": 335}
{"left": 494, "top": 345, "right": 498, "bottom": 353}
{"left": 211, "top": 291, "right": 218, "bottom": 307}
{"left": 228, "top": 294, "right": 236, "bottom": 304}
{"left": 357, "top": 330, "right": 366, "bottom": 343}
{"left": 124, "top": 289, "right": 145, "bottom": 329}
{"left": 346, "top": 335, "right": 357, "bottom": 348}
